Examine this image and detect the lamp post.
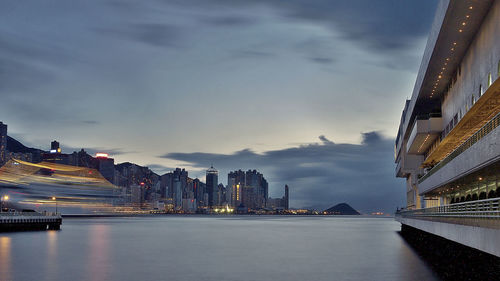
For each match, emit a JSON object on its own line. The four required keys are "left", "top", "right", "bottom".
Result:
{"left": 52, "top": 197, "right": 57, "bottom": 214}
{"left": 1, "top": 195, "right": 9, "bottom": 211}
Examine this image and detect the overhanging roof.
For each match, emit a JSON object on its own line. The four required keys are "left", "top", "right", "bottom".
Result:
{"left": 401, "top": 0, "right": 494, "bottom": 139}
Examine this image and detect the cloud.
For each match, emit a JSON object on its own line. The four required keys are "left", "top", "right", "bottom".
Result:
{"left": 309, "top": 57, "right": 335, "bottom": 64}
{"left": 95, "top": 23, "right": 182, "bottom": 48}
{"left": 318, "top": 135, "right": 334, "bottom": 144}
{"left": 159, "top": 131, "right": 405, "bottom": 213}
{"left": 81, "top": 120, "right": 100, "bottom": 125}
{"left": 173, "top": 0, "right": 436, "bottom": 53}
{"left": 230, "top": 50, "right": 276, "bottom": 59}
{"left": 201, "top": 16, "right": 256, "bottom": 26}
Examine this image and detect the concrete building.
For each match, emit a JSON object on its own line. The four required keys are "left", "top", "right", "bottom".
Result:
{"left": 0, "top": 122, "right": 8, "bottom": 166}
{"left": 395, "top": 0, "right": 500, "bottom": 257}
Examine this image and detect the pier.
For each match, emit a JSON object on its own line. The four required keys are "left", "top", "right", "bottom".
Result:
{"left": 0, "top": 211, "right": 62, "bottom": 232}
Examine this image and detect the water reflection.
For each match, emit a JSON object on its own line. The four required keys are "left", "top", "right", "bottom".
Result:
{"left": 87, "top": 224, "right": 110, "bottom": 281}
{"left": 0, "top": 217, "right": 449, "bottom": 281}
{"left": 45, "top": 231, "right": 59, "bottom": 280}
{"left": 0, "top": 236, "right": 11, "bottom": 281}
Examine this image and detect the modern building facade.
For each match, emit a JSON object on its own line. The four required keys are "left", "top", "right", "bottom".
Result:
{"left": 395, "top": 0, "right": 500, "bottom": 257}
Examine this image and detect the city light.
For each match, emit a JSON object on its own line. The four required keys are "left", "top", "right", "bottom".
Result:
{"left": 95, "top": 153, "right": 109, "bottom": 158}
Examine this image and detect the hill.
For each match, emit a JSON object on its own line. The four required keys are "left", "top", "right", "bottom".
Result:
{"left": 324, "top": 203, "right": 360, "bottom": 215}
{"left": 7, "top": 136, "right": 46, "bottom": 155}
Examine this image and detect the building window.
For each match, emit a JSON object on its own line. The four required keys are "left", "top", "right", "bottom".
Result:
{"left": 488, "top": 73, "right": 492, "bottom": 87}
{"left": 471, "top": 95, "right": 476, "bottom": 106}
{"left": 498, "top": 60, "right": 500, "bottom": 77}
{"left": 479, "top": 84, "right": 483, "bottom": 97}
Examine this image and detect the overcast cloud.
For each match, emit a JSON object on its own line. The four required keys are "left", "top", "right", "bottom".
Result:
{"left": 1, "top": 0, "right": 436, "bottom": 212}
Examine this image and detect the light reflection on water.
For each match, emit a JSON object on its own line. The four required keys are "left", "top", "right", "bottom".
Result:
{"left": 0, "top": 236, "right": 11, "bottom": 281}
{"left": 0, "top": 216, "right": 438, "bottom": 281}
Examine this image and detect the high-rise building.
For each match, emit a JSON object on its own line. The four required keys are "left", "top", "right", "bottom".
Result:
{"left": 163, "top": 168, "right": 187, "bottom": 204}
{"left": 284, "top": 184, "right": 289, "bottom": 210}
{"left": 228, "top": 169, "right": 268, "bottom": 210}
{"left": 206, "top": 166, "right": 218, "bottom": 207}
{"left": 228, "top": 170, "right": 245, "bottom": 207}
{"left": 0, "top": 122, "right": 7, "bottom": 166}
{"left": 173, "top": 178, "right": 182, "bottom": 210}
{"left": 95, "top": 153, "right": 115, "bottom": 184}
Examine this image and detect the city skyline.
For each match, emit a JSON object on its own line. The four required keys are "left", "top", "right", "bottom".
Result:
{"left": 1, "top": 0, "right": 438, "bottom": 213}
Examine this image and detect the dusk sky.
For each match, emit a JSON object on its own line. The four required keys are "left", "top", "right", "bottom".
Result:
{"left": 1, "top": 0, "right": 438, "bottom": 212}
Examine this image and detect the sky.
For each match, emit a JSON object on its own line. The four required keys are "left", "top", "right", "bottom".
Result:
{"left": 0, "top": 0, "right": 438, "bottom": 212}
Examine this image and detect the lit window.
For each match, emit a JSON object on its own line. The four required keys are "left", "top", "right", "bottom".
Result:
{"left": 488, "top": 73, "right": 492, "bottom": 87}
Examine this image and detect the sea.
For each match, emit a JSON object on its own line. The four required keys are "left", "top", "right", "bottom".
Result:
{"left": 0, "top": 216, "right": 439, "bottom": 281}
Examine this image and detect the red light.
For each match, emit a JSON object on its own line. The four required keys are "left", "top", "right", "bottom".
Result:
{"left": 140, "top": 182, "right": 145, "bottom": 186}
{"left": 88, "top": 171, "right": 93, "bottom": 174}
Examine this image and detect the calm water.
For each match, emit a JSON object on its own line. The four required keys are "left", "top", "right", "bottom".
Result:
{"left": 0, "top": 216, "right": 438, "bottom": 281}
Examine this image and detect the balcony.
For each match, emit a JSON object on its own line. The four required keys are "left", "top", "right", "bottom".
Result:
{"left": 395, "top": 153, "right": 424, "bottom": 178}
{"left": 406, "top": 114, "right": 442, "bottom": 155}
{"left": 423, "top": 78, "right": 500, "bottom": 166}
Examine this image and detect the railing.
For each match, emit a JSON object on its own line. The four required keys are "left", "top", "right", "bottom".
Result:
{"left": 396, "top": 197, "right": 500, "bottom": 219}
{"left": 0, "top": 211, "right": 60, "bottom": 217}
{"left": 418, "top": 112, "right": 500, "bottom": 184}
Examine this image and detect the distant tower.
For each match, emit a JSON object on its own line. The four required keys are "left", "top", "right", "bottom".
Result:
{"left": 284, "top": 184, "right": 289, "bottom": 210}
{"left": 0, "top": 122, "right": 7, "bottom": 166}
{"left": 206, "top": 166, "right": 219, "bottom": 207}
{"left": 51, "top": 140, "right": 61, "bottom": 153}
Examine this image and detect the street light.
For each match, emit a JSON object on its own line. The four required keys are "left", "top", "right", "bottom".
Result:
{"left": 52, "top": 197, "right": 57, "bottom": 214}
{"left": 1, "top": 195, "right": 9, "bottom": 211}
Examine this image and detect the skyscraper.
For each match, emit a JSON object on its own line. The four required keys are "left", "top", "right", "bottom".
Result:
{"left": 206, "top": 166, "right": 218, "bottom": 207}
{"left": 228, "top": 170, "right": 245, "bottom": 207}
{"left": 284, "top": 184, "right": 289, "bottom": 210}
{"left": 228, "top": 169, "right": 268, "bottom": 210}
{"left": 0, "top": 122, "right": 7, "bottom": 167}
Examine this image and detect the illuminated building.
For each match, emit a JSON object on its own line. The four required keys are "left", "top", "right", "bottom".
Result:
{"left": 43, "top": 140, "right": 69, "bottom": 164}
{"left": 228, "top": 170, "right": 245, "bottom": 207}
{"left": 244, "top": 169, "right": 268, "bottom": 209}
{"left": 206, "top": 166, "right": 218, "bottom": 207}
{"left": 95, "top": 153, "right": 115, "bottom": 184}
{"left": 0, "top": 122, "right": 7, "bottom": 166}
{"left": 227, "top": 169, "right": 268, "bottom": 210}
{"left": 50, "top": 140, "right": 61, "bottom": 153}
{"left": 395, "top": 0, "right": 500, "bottom": 257}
